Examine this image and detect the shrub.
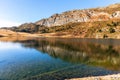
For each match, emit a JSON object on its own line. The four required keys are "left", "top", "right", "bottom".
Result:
{"left": 98, "top": 29, "right": 102, "bottom": 32}
{"left": 103, "top": 34, "right": 108, "bottom": 38}
{"left": 109, "top": 28, "right": 115, "bottom": 33}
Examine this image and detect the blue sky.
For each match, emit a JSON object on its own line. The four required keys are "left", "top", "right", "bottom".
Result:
{"left": 0, "top": 0, "right": 120, "bottom": 27}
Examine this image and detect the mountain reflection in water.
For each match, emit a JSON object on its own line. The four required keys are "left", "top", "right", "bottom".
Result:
{"left": 21, "top": 38, "right": 120, "bottom": 71}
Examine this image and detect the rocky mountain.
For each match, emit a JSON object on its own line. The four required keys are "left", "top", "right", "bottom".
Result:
{"left": 35, "top": 10, "right": 120, "bottom": 27}
{"left": 8, "top": 3, "right": 120, "bottom": 38}
{"left": 35, "top": 3, "right": 120, "bottom": 27}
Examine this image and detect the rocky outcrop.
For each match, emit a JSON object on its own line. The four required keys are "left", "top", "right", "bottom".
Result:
{"left": 36, "top": 9, "right": 120, "bottom": 27}
{"left": 111, "top": 11, "right": 120, "bottom": 18}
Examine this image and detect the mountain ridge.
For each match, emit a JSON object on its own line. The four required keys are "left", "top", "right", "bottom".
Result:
{"left": 35, "top": 3, "right": 120, "bottom": 27}
{"left": 15, "top": 3, "right": 119, "bottom": 28}
{"left": 4, "top": 3, "right": 120, "bottom": 39}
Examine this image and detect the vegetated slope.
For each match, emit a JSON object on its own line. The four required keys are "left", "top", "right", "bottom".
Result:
{"left": 10, "top": 3, "right": 120, "bottom": 38}
{"left": 36, "top": 19, "right": 120, "bottom": 38}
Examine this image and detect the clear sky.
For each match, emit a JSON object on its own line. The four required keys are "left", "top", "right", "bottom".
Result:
{"left": 0, "top": 0, "right": 120, "bottom": 27}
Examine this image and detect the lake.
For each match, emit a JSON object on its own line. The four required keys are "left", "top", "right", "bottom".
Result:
{"left": 0, "top": 38, "right": 120, "bottom": 80}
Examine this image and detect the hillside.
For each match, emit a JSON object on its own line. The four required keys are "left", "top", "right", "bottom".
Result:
{"left": 7, "top": 3, "right": 120, "bottom": 38}
{"left": 36, "top": 4, "right": 120, "bottom": 27}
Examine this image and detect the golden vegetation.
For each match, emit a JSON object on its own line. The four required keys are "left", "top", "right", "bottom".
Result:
{"left": 0, "top": 29, "right": 39, "bottom": 37}
{"left": 38, "top": 19, "right": 120, "bottom": 38}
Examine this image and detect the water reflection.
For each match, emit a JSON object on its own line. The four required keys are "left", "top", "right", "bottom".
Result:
{"left": 20, "top": 38, "right": 120, "bottom": 71}
{"left": 0, "top": 38, "right": 120, "bottom": 80}
{"left": 0, "top": 41, "right": 73, "bottom": 80}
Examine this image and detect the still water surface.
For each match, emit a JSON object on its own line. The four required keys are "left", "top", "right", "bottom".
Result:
{"left": 0, "top": 38, "right": 120, "bottom": 80}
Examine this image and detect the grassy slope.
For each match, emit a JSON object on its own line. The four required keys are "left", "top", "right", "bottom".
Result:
{"left": 40, "top": 19, "right": 120, "bottom": 38}
{"left": 0, "top": 29, "right": 39, "bottom": 38}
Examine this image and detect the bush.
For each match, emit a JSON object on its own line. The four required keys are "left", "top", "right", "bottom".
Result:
{"left": 103, "top": 34, "right": 108, "bottom": 38}
{"left": 109, "top": 28, "right": 115, "bottom": 33}
{"left": 98, "top": 29, "right": 102, "bottom": 32}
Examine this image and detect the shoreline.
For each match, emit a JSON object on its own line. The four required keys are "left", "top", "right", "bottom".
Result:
{"left": 67, "top": 74, "right": 120, "bottom": 80}
{"left": 1, "top": 29, "right": 120, "bottom": 39}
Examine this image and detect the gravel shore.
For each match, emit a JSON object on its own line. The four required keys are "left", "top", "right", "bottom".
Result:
{"left": 67, "top": 74, "right": 120, "bottom": 80}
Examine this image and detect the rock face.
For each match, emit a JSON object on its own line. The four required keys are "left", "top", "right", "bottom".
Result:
{"left": 112, "top": 11, "right": 120, "bottom": 18}
{"left": 36, "top": 9, "right": 120, "bottom": 27}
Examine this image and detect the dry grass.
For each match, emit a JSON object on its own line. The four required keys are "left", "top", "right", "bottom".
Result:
{"left": 0, "top": 29, "right": 39, "bottom": 37}
{"left": 1, "top": 28, "right": 120, "bottom": 39}
{"left": 0, "top": 29, "right": 83, "bottom": 38}
{"left": 38, "top": 32, "right": 75, "bottom": 38}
